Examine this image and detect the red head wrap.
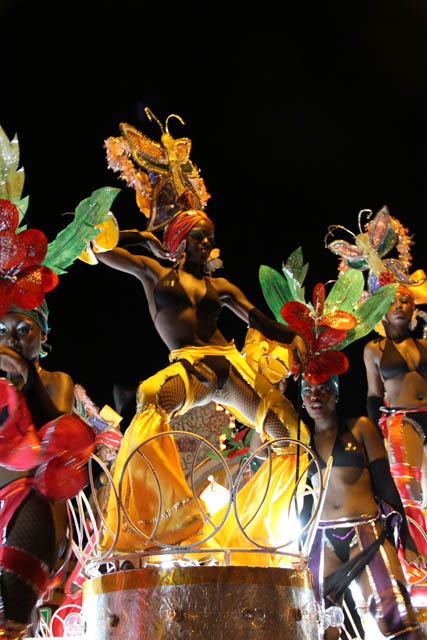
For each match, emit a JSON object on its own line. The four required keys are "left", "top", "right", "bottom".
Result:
{"left": 396, "top": 284, "right": 415, "bottom": 308}
{"left": 163, "top": 210, "right": 212, "bottom": 259}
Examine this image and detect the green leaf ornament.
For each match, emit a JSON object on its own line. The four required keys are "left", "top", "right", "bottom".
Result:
{"left": 282, "top": 247, "right": 308, "bottom": 304}
{"left": 0, "top": 126, "right": 25, "bottom": 202}
{"left": 335, "top": 283, "right": 398, "bottom": 349}
{"left": 324, "top": 269, "right": 365, "bottom": 315}
{"left": 259, "top": 265, "right": 292, "bottom": 323}
{"left": 42, "top": 186, "right": 120, "bottom": 275}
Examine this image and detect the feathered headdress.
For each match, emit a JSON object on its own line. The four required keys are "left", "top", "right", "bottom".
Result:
{"left": 259, "top": 248, "right": 398, "bottom": 383}
{"left": 325, "top": 206, "right": 427, "bottom": 303}
{"left": 105, "top": 108, "right": 210, "bottom": 232}
{"left": 0, "top": 125, "right": 120, "bottom": 315}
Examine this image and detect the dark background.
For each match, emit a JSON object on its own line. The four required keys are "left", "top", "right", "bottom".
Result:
{"left": 1, "top": 0, "right": 427, "bottom": 418}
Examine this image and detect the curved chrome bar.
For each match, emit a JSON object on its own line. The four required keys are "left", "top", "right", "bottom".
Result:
{"left": 68, "top": 431, "right": 323, "bottom": 573}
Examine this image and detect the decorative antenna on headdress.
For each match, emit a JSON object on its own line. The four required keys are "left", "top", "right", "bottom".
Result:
{"left": 145, "top": 108, "right": 188, "bottom": 198}
{"left": 105, "top": 108, "right": 210, "bottom": 231}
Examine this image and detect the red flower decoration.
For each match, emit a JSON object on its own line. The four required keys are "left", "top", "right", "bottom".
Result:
{"left": 378, "top": 271, "right": 395, "bottom": 287}
{"left": 304, "top": 351, "right": 349, "bottom": 383}
{"left": 312, "top": 282, "right": 325, "bottom": 319}
{"left": 281, "top": 301, "right": 315, "bottom": 349}
{"left": 0, "top": 200, "right": 58, "bottom": 316}
{"left": 281, "top": 282, "right": 356, "bottom": 383}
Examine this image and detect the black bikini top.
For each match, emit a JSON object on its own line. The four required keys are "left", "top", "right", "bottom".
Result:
{"left": 308, "top": 419, "right": 366, "bottom": 478}
{"left": 153, "top": 268, "right": 222, "bottom": 319}
{"left": 379, "top": 337, "right": 427, "bottom": 381}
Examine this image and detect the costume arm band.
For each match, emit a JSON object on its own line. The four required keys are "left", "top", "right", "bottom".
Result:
{"left": 248, "top": 308, "right": 297, "bottom": 345}
{"left": 367, "top": 395, "right": 383, "bottom": 427}
{"left": 369, "top": 457, "right": 416, "bottom": 552}
{"left": 21, "top": 361, "right": 62, "bottom": 429}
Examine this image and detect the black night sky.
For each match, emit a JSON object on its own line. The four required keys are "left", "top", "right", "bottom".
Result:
{"left": 2, "top": 0, "right": 427, "bottom": 418}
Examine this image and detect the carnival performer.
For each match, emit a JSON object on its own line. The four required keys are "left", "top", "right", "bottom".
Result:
{"left": 0, "top": 303, "right": 74, "bottom": 635}
{"left": 364, "top": 286, "right": 427, "bottom": 559}
{"left": 325, "top": 205, "right": 427, "bottom": 567}
{"left": 304, "top": 376, "right": 423, "bottom": 640}
{"left": 93, "top": 111, "right": 310, "bottom": 552}
{"left": 0, "top": 126, "right": 118, "bottom": 638}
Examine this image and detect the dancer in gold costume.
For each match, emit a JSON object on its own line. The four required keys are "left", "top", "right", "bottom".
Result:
{"left": 95, "top": 111, "right": 309, "bottom": 553}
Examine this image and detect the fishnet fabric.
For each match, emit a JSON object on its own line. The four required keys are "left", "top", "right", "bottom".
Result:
{"left": 215, "top": 368, "right": 289, "bottom": 439}
{"left": 158, "top": 363, "right": 290, "bottom": 439}
{"left": 158, "top": 370, "right": 216, "bottom": 416}
{"left": 1, "top": 491, "right": 56, "bottom": 624}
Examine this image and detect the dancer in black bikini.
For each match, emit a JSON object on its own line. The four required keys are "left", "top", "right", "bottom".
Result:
{"left": 304, "top": 376, "right": 423, "bottom": 639}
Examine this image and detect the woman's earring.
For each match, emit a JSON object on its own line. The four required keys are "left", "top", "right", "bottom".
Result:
{"left": 40, "top": 342, "right": 51, "bottom": 358}
{"left": 302, "top": 402, "right": 306, "bottom": 409}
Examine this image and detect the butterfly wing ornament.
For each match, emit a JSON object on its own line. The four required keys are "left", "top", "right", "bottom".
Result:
{"left": 106, "top": 109, "right": 210, "bottom": 231}
{"left": 326, "top": 205, "right": 426, "bottom": 302}
{"left": 326, "top": 206, "right": 398, "bottom": 288}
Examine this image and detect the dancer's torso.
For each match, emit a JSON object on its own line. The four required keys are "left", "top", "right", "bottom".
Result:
{"left": 310, "top": 418, "right": 378, "bottom": 520}
{"left": 145, "top": 267, "right": 230, "bottom": 351}
{"left": 379, "top": 337, "right": 427, "bottom": 408}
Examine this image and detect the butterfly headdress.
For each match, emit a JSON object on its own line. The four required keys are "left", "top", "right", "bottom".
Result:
{"left": 325, "top": 206, "right": 427, "bottom": 304}
{"left": 259, "top": 248, "right": 398, "bottom": 383}
{"left": 105, "top": 108, "right": 210, "bottom": 232}
{"left": 0, "top": 126, "right": 119, "bottom": 315}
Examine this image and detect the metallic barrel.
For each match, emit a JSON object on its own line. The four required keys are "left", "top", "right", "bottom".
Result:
{"left": 82, "top": 566, "right": 320, "bottom": 639}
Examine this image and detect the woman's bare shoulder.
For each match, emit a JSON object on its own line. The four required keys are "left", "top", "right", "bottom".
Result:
{"left": 39, "top": 368, "right": 72, "bottom": 384}
{"left": 209, "top": 275, "right": 246, "bottom": 298}
{"left": 364, "top": 338, "right": 383, "bottom": 363}
{"left": 39, "top": 369, "right": 74, "bottom": 413}
{"left": 349, "top": 414, "right": 382, "bottom": 445}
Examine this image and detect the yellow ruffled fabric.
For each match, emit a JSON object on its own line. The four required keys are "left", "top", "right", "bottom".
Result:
{"left": 101, "top": 404, "right": 204, "bottom": 552}
{"left": 101, "top": 339, "right": 309, "bottom": 557}
{"left": 187, "top": 452, "right": 307, "bottom": 567}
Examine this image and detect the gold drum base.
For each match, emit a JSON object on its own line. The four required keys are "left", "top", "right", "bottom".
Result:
{"left": 82, "top": 566, "right": 320, "bottom": 639}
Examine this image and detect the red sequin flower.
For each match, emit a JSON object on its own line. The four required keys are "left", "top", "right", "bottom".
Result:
{"left": 0, "top": 200, "right": 58, "bottom": 316}
{"left": 378, "top": 271, "right": 395, "bottom": 287}
{"left": 281, "top": 283, "right": 357, "bottom": 383}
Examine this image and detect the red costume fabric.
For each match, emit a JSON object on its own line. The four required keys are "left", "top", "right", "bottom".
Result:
{"left": 163, "top": 210, "right": 211, "bottom": 259}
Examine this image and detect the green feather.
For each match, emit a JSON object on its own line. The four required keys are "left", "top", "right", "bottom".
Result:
{"left": 42, "top": 187, "right": 120, "bottom": 275}
{"left": 259, "top": 265, "right": 292, "bottom": 324}
{"left": 336, "top": 283, "right": 398, "bottom": 350}
{"left": 0, "top": 127, "right": 25, "bottom": 202}
{"left": 324, "top": 269, "right": 365, "bottom": 314}
{"left": 282, "top": 247, "right": 308, "bottom": 305}
{"left": 284, "top": 247, "right": 307, "bottom": 285}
